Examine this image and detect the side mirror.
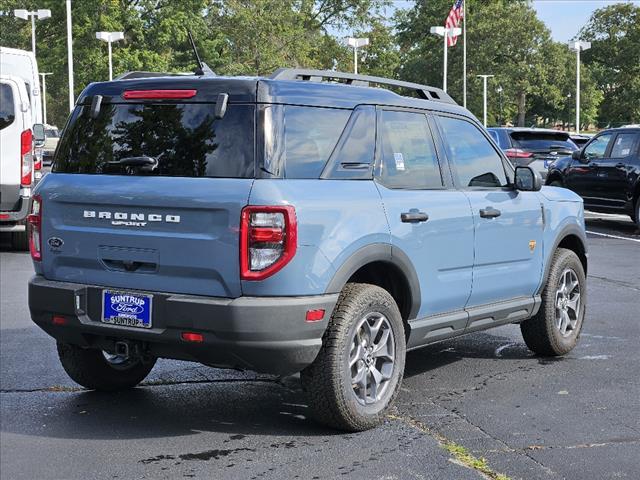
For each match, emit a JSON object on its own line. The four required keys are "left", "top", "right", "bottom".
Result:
{"left": 33, "top": 123, "right": 46, "bottom": 147}
{"left": 514, "top": 166, "right": 542, "bottom": 192}
{"left": 571, "top": 150, "right": 582, "bottom": 161}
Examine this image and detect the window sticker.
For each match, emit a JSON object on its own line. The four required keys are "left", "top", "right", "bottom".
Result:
{"left": 393, "top": 152, "right": 405, "bottom": 171}
{"left": 621, "top": 148, "right": 630, "bottom": 156}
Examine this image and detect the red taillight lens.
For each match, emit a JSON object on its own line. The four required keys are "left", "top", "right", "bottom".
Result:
{"left": 27, "top": 194, "right": 42, "bottom": 261}
{"left": 21, "top": 129, "right": 33, "bottom": 186}
{"left": 181, "top": 332, "right": 204, "bottom": 343}
{"left": 122, "top": 89, "right": 197, "bottom": 100}
{"left": 240, "top": 205, "right": 297, "bottom": 281}
{"left": 504, "top": 148, "right": 533, "bottom": 159}
{"left": 305, "top": 309, "right": 325, "bottom": 322}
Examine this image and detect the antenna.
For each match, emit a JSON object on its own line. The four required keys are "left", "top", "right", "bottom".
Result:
{"left": 187, "top": 30, "right": 204, "bottom": 75}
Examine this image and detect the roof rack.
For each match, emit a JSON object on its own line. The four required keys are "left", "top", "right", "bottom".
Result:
{"left": 270, "top": 68, "right": 457, "bottom": 105}
{"left": 114, "top": 71, "right": 195, "bottom": 81}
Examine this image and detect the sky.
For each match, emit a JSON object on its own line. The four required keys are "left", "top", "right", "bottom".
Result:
{"left": 531, "top": 0, "right": 640, "bottom": 42}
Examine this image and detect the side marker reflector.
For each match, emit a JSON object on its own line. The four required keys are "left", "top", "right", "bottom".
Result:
{"left": 305, "top": 309, "right": 325, "bottom": 322}
{"left": 52, "top": 315, "right": 67, "bottom": 325}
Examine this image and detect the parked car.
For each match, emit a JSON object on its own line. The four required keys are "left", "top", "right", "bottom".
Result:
{"left": 546, "top": 127, "right": 640, "bottom": 227}
{"left": 0, "top": 47, "right": 42, "bottom": 124}
{"left": 29, "top": 69, "right": 588, "bottom": 431}
{"left": 569, "top": 133, "right": 593, "bottom": 148}
{"left": 41, "top": 124, "right": 60, "bottom": 167}
{"left": 487, "top": 127, "right": 579, "bottom": 179}
{"left": 0, "top": 74, "right": 44, "bottom": 249}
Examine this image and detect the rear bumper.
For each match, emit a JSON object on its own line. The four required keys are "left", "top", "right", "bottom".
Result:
{"left": 29, "top": 276, "right": 338, "bottom": 375}
{"left": 0, "top": 195, "right": 30, "bottom": 231}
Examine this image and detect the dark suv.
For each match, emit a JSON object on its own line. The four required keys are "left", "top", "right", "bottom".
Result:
{"left": 488, "top": 128, "right": 579, "bottom": 180}
{"left": 546, "top": 127, "right": 640, "bottom": 227}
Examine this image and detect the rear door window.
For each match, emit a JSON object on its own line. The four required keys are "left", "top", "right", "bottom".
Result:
{"left": 53, "top": 103, "right": 255, "bottom": 178}
{"left": 610, "top": 133, "right": 637, "bottom": 158}
{"left": 377, "top": 110, "right": 443, "bottom": 189}
{"left": 263, "top": 105, "right": 350, "bottom": 178}
{"left": 437, "top": 116, "right": 508, "bottom": 188}
{"left": 0, "top": 83, "right": 15, "bottom": 130}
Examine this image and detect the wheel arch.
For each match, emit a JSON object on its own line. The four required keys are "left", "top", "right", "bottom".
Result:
{"left": 325, "top": 243, "right": 421, "bottom": 323}
{"left": 539, "top": 225, "right": 588, "bottom": 295}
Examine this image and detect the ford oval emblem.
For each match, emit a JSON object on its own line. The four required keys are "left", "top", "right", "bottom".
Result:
{"left": 48, "top": 237, "right": 64, "bottom": 249}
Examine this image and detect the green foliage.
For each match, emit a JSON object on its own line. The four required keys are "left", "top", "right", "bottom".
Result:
{"left": 579, "top": 3, "right": 640, "bottom": 127}
{"left": 0, "top": 0, "right": 636, "bottom": 130}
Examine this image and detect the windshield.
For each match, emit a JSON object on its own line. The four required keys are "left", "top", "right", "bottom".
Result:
{"left": 510, "top": 132, "right": 578, "bottom": 152}
{"left": 53, "top": 102, "right": 255, "bottom": 178}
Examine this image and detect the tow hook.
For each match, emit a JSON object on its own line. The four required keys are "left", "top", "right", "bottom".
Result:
{"left": 114, "top": 340, "right": 130, "bottom": 357}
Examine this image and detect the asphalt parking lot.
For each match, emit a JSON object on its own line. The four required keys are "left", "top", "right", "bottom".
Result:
{"left": 1, "top": 213, "right": 638, "bottom": 480}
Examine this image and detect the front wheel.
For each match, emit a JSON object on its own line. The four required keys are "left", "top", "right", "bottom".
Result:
{"left": 301, "top": 283, "right": 406, "bottom": 431}
{"left": 632, "top": 197, "right": 640, "bottom": 229}
{"left": 520, "top": 248, "right": 586, "bottom": 356}
{"left": 57, "top": 343, "right": 156, "bottom": 391}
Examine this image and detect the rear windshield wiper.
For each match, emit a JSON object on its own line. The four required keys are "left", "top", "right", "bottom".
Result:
{"left": 110, "top": 156, "right": 158, "bottom": 167}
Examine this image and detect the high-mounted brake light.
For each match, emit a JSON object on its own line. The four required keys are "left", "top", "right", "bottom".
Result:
{"left": 122, "top": 89, "right": 197, "bottom": 100}
{"left": 504, "top": 148, "right": 533, "bottom": 159}
{"left": 240, "top": 206, "right": 297, "bottom": 281}
{"left": 20, "top": 129, "right": 33, "bottom": 186}
{"left": 27, "top": 195, "right": 42, "bottom": 261}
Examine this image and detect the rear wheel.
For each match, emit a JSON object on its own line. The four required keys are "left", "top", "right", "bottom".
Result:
{"left": 57, "top": 343, "right": 156, "bottom": 391}
{"left": 632, "top": 196, "right": 640, "bottom": 229}
{"left": 301, "top": 283, "right": 406, "bottom": 431}
{"left": 520, "top": 248, "right": 586, "bottom": 356}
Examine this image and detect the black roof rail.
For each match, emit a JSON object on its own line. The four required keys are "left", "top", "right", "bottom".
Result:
{"left": 270, "top": 68, "right": 457, "bottom": 105}
{"left": 114, "top": 71, "right": 197, "bottom": 81}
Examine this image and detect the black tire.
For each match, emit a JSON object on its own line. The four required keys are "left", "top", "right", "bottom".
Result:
{"left": 301, "top": 283, "right": 406, "bottom": 431}
{"left": 549, "top": 179, "right": 563, "bottom": 188}
{"left": 57, "top": 343, "right": 156, "bottom": 391}
{"left": 632, "top": 196, "right": 640, "bottom": 229}
{"left": 10, "top": 229, "right": 29, "bottom": 251}
{"left": 520, "top": 248, "right": 586, "bottom": 356}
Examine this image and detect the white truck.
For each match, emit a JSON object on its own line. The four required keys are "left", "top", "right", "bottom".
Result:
{"left": 0, "top": 47, "right": 42, "bottom": 124}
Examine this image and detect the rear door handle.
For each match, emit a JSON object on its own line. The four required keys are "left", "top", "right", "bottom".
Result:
{"left": 479, "top": 207, "right": 502, "bottom": 219}
{"left": 401, "top": 209, "right": 429, "bottom": 223}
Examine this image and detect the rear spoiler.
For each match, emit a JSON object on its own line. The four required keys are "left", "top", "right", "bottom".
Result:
{"left": 114, "top": 71, "right": 194, "bottom": 81}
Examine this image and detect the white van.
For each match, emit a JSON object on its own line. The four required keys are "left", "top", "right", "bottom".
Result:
{"left": 0, "top": 47, "right": 42, "bottom": 124}
{"left": 0, "top": 74, "right": 44, "bottom": 250}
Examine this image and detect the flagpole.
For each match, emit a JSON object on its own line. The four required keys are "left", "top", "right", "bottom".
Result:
{"left": 463, "top": 0, "right": 467, "bottom": 108}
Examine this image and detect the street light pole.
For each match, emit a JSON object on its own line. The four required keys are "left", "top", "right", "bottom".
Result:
{"left": 496, "top": 86, "right": 503, "bottom": 126}
{"left": 347, "top": 37, "right": 369, "bottom": 75}
{"left": 39, "top": 72, "right": 52, "bottom": 124}
{"left": 96, "top": 31, "right": 125, "bottom": 80}
{"left": 569, "top": 41, "right": 591, "bottom": 135}
{"left": 13, "top": 8, "right": 52, "bottom": 56}
{"left": 66, "top": 0, "right": 74, "bottom": 112}
{"left": 476, "top": 75, "right": 494, "bottom": 127}
{"left": 430, "top": 26, "right": 461, "bottom": 93}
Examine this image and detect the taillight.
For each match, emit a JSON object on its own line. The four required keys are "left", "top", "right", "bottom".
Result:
{"left": 240, "top": 205, "right": 297, "bottom": 280}
{"left": 27, "top": 195, "right": 42, "bottom": 261}
{"left": 504, "top": 148, "right": 533, "bottom": 159}
{"left": 20, "top": 129, "right": 33, "bottom": 186}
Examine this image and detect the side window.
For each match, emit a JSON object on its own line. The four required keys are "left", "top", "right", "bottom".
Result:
{"left": 437, "top": 116, "right": 508, "bottom": 188}
{"left": 583, "top": 133, "right": 613, "bottom": 160}
{"left": 377, "top": 110, "right": 443, "bottom": 189}
{"left": 0, "top": 83, "right": 16, "bottom": 130}
{"left": 610, "top": 133, "right": 637, "bottom": 158}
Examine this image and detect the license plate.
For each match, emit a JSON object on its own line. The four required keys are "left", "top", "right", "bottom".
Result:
{"left": 102, "top": 290, "right": 152, "bottom": 329}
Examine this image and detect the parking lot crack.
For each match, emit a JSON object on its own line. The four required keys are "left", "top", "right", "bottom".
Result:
{"left": 588, "top": 274, "right": 640, "bottom": 292}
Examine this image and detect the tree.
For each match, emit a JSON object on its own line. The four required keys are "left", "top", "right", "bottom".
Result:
{"left": 579, "top": 3, "right": 640, "bottom": 127}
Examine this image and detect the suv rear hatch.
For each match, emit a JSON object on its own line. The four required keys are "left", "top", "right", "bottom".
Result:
{"left": 36, "top": 78, "right": 257, "bottom": 298}
{"left": 507, "top": 130, "right": 578, "bottom": 166}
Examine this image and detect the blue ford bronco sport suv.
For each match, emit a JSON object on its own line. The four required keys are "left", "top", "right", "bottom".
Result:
{"left": 27, "top": 69, "right": 588, "bottom": 431}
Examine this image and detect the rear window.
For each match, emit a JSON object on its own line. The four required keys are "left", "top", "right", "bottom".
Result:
{"left": 53, "top": 103, "right": 255, "bottom": 178}
{"left": 0, "top": 84, "right": 15, "bottom": 130}
{"left": 263, "top": 105, "right": 350, "bottom": 178}
{"left": 510, "top": 132, "right": 577, "bottom": 152}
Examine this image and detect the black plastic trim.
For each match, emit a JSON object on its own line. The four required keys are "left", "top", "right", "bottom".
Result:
{"left": 538, "top": 223, "right": 588, "bottom": 295}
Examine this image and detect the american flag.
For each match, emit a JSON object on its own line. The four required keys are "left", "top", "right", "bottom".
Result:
{"left": 445, "top": 0, "right": 464, "bottom": 47}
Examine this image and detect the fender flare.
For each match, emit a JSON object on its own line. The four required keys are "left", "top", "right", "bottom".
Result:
{"left": 539, "top": 223, "right": 588, "bottom": 295}
{"left": 324, "top": 243, "right": 421, "bottom": 320}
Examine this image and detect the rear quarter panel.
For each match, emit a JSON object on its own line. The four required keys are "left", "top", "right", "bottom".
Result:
{"left": 243, "top": 179, "right": 389, "bottom": 296}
